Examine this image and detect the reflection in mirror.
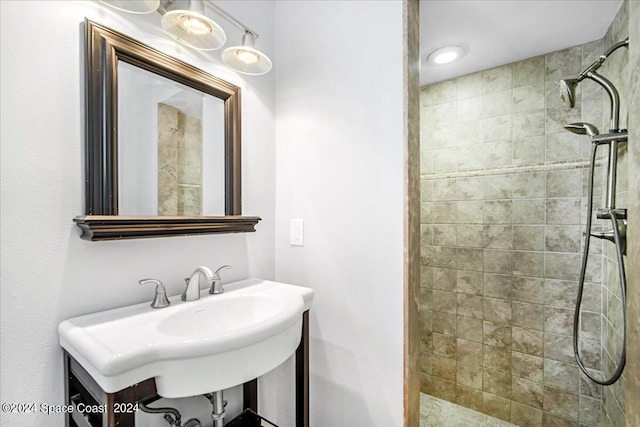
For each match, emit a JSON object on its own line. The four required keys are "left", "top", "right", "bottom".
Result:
{"left": 117, "top": 62, "right": 225, "bottom": 216}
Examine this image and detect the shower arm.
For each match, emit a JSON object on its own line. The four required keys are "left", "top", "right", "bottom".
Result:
{"left": 585, "top": 71, "right": 620, "bottom": 131}
{"left": 577, "top": 37, "right": 629, "bottom": 84}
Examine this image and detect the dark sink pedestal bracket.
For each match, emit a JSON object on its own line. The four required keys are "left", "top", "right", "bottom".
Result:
{"left": 64, "top": 310, "right": 310, "bottom": 427}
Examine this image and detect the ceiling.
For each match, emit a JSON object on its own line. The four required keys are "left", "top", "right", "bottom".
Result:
{"left": 419, "top": 0, "right": 624, "bottom": 86}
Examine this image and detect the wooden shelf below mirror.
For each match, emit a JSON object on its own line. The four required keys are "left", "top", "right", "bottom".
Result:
{"left": 74, "top": 216, "right": 261, "bottom": 241}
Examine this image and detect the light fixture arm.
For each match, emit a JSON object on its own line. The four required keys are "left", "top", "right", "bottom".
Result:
{"left": 202, "top": 1, "right": 259, "bottom": 39}
{"left": 157, "top": 0, "right": 176, "bottom": 15}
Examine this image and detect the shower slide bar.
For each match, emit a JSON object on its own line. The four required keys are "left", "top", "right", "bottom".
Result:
{"left": 559, "top": 37, "right": 629, "bottom": 386}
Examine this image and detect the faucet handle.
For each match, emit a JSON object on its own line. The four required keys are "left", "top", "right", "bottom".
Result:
{"left": 209, "top": 265, "right": 231, "bottom": 294}
{"left": 139, "top": 279, "right": 171, "bottom": 309}
{"left": 214, "top": 265, "right": 231, "bottom": 276}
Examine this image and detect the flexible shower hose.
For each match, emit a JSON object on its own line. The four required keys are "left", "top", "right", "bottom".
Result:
{"left": 573, "top": 142, "right": 627, "bottom": 385}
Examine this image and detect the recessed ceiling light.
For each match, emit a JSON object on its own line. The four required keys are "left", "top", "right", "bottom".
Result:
{"left": 426, "top": 45, "right": 467, "bottom": 66}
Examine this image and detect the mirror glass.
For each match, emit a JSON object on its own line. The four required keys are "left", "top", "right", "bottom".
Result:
{"left": 117, "top": 61, "right": 225, "bottom": 216}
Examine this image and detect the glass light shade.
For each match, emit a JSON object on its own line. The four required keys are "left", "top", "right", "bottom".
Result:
{"left": 98, "top": 0, "right": 160, "bottom": 14}
{"left": 426, "top": 45, "right": 467, "bottom": 66}
{"left": 161, "top": 10, "right": 226, "bottom": 51}
{"left": 222, "top": 45, "right": 272, "bottom": 75}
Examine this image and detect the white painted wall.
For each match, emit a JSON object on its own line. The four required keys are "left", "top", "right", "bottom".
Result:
{"left": 0, "top": 1, "right": 275, "bottom": 425}
{"left": 274, "top": 1, "right": 406, "bottom": 426}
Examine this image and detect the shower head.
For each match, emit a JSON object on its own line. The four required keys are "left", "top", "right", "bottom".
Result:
{"left": 558, "top": 38, "right": 628, "bottom": 128}
{"left": 564, "top": 122, "right": 599, "bottom": 137}
{"left": 559, "top": 79, "right": 578, "bottom": 108}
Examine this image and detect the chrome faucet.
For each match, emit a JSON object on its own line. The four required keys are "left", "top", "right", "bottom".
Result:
{"left": 209, "top": 265, "right": 231, "bottom": 294}
{"left": 182, "top": 266, "right": 215, "bottom": 301}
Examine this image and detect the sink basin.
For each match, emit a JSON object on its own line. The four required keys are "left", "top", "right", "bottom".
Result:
{"left": 157, "top": 294, "right": 288, "bottom": 338}
{"left": 59, "top": 279, "right": 314, "bottom": 398}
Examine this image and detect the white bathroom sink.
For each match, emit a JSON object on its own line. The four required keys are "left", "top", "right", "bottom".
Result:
{"left": 58, "top": 279, "right": 314, "bottom": 398}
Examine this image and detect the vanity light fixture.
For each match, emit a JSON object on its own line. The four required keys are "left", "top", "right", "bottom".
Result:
{"left": 161, "top": 0, "right": 226, "bottom": 51}
{"left": 426, "top": 44, "right": 467, "bottom": 65}
{"left": 222, "top": 32, "right": 273, "bottom": 75}
{"left": 97, "top": 0, "right": 272, "bottom": 75}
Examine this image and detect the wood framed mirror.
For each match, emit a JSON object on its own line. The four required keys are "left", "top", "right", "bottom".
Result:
{"left": 74, "top": 20, "right": 260, "bottom": 240}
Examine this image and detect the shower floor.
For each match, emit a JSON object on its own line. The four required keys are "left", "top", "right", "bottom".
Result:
{"left": 420, "top": 394, "right": 517, "bottom": 427}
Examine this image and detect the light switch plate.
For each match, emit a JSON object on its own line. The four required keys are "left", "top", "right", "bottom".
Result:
{"left": 290, "top": 219, "right": 304, "bottom": 246}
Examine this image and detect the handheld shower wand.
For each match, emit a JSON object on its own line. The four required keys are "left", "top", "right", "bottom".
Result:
{"left": 560, "top": 38, "right": 629, "bottom": 386}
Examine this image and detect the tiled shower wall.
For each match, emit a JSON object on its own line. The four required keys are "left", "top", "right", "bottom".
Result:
{"left": 417, "top": 34, "right": 628, "bottom": 426}
{"left": 600, "top": 2, "right": 630, "bottom": 426}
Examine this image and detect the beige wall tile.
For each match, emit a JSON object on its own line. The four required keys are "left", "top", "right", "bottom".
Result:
{"left": 545, "top": 225, "right": 582, "bottom": 253}
{"left": 456, "top": 384, "right": 483, "bottom": 412}
{"left": 483, "top": 368, "right": 511, "bottom": 399}
{"left": 513, "top": 56, "right": 545, "bottom": 88}
{"left": 457, "top": 270, "right": 483, "bottom": 295}
{"left": 432, "top": 377, "right": 456, "bottom": 402}
{"left": 545, "top": 132, "right": 582, "bottom": 163}
{"left": 513, "top": 84, "right": 544, "bottom": 114}
{"left": 543, "top": 386, "right": 579, "bottom": 420}
{"left": 484, "top": 200, "right": 513, "bottom": 224}
{"left": 432, "top": 267, "right": 456, "bottom": 291}
{"left": 433, "top": 290, "right": 457, "bottom": 314}
{"left": 483, "top": 392, "right": 512, "bottom": 422}
{"left": 512, "top": 377, "right": 544, "bottom": 409}
{"left": 512, "top": 301, "right": 544, "bottom": 330}
{"left": 513, "top": 225, "right": 545, "bottom": 251}
{"left": 513, "top": 111, "right": 545, "bottom": 138}
{"left": 484, "top": 297, "right": 512, "bottom": 323}
{"left": 483, "top": 321, "right": 512, "bottom": 348}
{"left": 541, "top": 412, "right": 578, "bottom": 427}
{"left": 483, "top": 274, "right": 513, "bottom": 299}
{"left": 513, "top": 225, "right": 546, "bottom": 250}
{"left": 510, "top": 401, "right": 542, "bottom": 427}
{"left": 544, "top": 359, "right": 580, "bottom": 392}
{"left": 457, "top": 362, "right": 483, "bottom": 389}
{"left": 512, "top": 351, "right": 544, "bottom": 383}
{"left": 546, "top": 197, "right": 582, "bottom": 225}
{"left": 484, "top": 250, "right": 513, "bottom": 274}
{"left": 511, "top": 277, "right": 544, "bottom": 304}
{"left": 457, "top": 338, "right": 483, "bottom": 366}
{"left": 433, "top": 311, "right": 456, "bottom": 336}
{"left": 456, "top": 248, "right": 484, "bottom": 271}
{"left": 433, "top": 333, "right": 457, "bottom": 358}
{"left": 579, "top": 395, "right": 602, "bottom": 426}
{"left": 512, "top": 251, "right": 544, "bottom": 277}
{"left": 458, "top": 294, "right": 484, "bottom": 319}
{"left": 483, "top": 225, "right": 513, "bottom": 249}
{"left": 457, "top": 315, "right": 483, "bottom": 342}
{"left": 483, "top": 345, "right": 511, "bottom": 373}
{"left": 483, "top": 65, "right": 513, "bottom": 93}
{"left": 513, "top": 199, "right": 545, "bottom": 224}
{"left": 513, "top": 172, "right": 545, "bottom": 198}
{"left": 433, "top": 224, "right": 457, "bottom": 246}
{"left": 456, "top": 224, "right": 484, "bottom": 247}
{"left": 513, "top": 136, "right": 545, "bottom": 165}
{"left": 544, "top": 332, "right": 575, "bottom": 364}
{"left": 433, "top": 355, "right": 457, "bottom": 382}
{"left": 512, "top": 326, "right": 544, "bottom": 356}
{"left": 544, "top": 306, "right": 574, "bottom": 335}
